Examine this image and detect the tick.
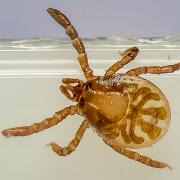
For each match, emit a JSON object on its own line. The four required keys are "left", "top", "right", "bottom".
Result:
{"left": 2, "top": 8, "right": 180, "bottom": 169}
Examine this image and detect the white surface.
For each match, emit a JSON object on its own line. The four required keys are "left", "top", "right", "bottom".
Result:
{"left": 0, "top": 38, "right": 180, "bottom": 180}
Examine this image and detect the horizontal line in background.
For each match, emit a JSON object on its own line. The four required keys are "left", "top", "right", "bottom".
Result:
{"left": 0, "top": 48, "right": 180, "bottom": 52}
{"left": 0, "top": 69, "right": 179, "bottom": 78}
{"left": 0, "top": 39, "right": 179, "bottom": 77}
{"left": 0, "top": 59, "right": 178, "bottom": 63}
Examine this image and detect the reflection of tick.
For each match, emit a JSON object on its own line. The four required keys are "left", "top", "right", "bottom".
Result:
{"left": 2, "top": 8, "right": 180, "bottom": 169}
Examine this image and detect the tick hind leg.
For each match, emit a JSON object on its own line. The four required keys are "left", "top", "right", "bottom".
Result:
{"left": 105, "top": 47, "right": 139, "bottom": 77}
{"left": 2, "top": 106, "right": 80, "bottom": 137}
{"left": 126, "top": 63, "right": 180, "bottom": 76}
{"left": 104, "top": 141, "right": 171, "bottom": 169}
{"left": 47, "top": 8, "right": 94, "bottom": 81}
{"left": 48, "top": 120, "right": 89, "bottom": 156}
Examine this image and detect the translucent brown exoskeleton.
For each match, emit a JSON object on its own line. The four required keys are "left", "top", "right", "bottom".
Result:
{"left": 2, "top": 7, "right": 180, "bottom": 169}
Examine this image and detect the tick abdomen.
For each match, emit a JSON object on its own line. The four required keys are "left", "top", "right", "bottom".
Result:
{"left": 82, "top": 74, "right": 171, "bottom": 149}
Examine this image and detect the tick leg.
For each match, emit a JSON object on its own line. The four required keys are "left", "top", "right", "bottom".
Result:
{"left": 62, "top": 78, "right": 83, "bottom": 84}
{"left": 105, "top": 142, "right": 171, "bottom": 169}
{"left": 105, "top": 47, "right": 139, "bottom": 77}
{"left": 47, "top": 8, "right": 94, "bottom": 80}
{"left": 2, "top": 106, "right": 80, "bottom": 137}
{"left": 48, "top": 120, "right": 89, "bottom": 156}
{"left": 126, "top": 63, "right": 180, "bottom": 76}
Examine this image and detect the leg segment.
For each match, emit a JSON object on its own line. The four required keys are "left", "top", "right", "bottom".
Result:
{"left": 2, "top": 106, "right": 80, "bottom": 137}
{"left": 47, "top": 8, "right": 94, "bottom": 80}
{"left": 126, "top": 63, "right": 180, "bottom": 76}
{"left": 105, "top": 142, "right": 171, "bottom": 169}
{"left": 48, "top": 120, "right": 89, "bottom": 156}
{"left": 105, "top": 47, "right": 139, "bottom": 77}
{"left": 62, "top": 78, "right": 83, "bottom": 84}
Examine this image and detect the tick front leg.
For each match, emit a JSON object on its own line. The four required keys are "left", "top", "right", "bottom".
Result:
{"left": 62, "top": 78, "right": 84, "bottom": 84}
{"left": 105, "top": 47, "right": 139, "bottom": 77}
{"left": 126, "top": 63, "right": 180, "bottom": 76}
{"left": 47, "top": 8, "right": 94, "bottom": 81}
{"left": 106, "top": 142, "right": 171, "bottom": 169}
{"left": 2, "top": 106, "right": 80, "bottom": 137}
{"left": 48, "top": 120, "right": 89, "bottom": 156}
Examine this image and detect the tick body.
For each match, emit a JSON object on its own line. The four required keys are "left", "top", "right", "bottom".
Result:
{"left": 81, "top": 74, "right": 170, "bottom": 149}
{"left": 2, "top": 7, "right": 180, "bottom": 169}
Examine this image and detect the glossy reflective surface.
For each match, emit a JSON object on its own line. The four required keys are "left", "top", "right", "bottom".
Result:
{"left": 0, "top": 38, "right": 180, "bottom": 179}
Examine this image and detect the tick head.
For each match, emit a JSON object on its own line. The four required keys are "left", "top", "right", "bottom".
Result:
{"left": 60, "top": 78, "right": 86, "bottom": 102}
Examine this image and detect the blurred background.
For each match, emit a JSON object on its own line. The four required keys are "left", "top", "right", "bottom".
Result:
{"left": 0, "top": 0, "right": 180, "bottom": 39}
